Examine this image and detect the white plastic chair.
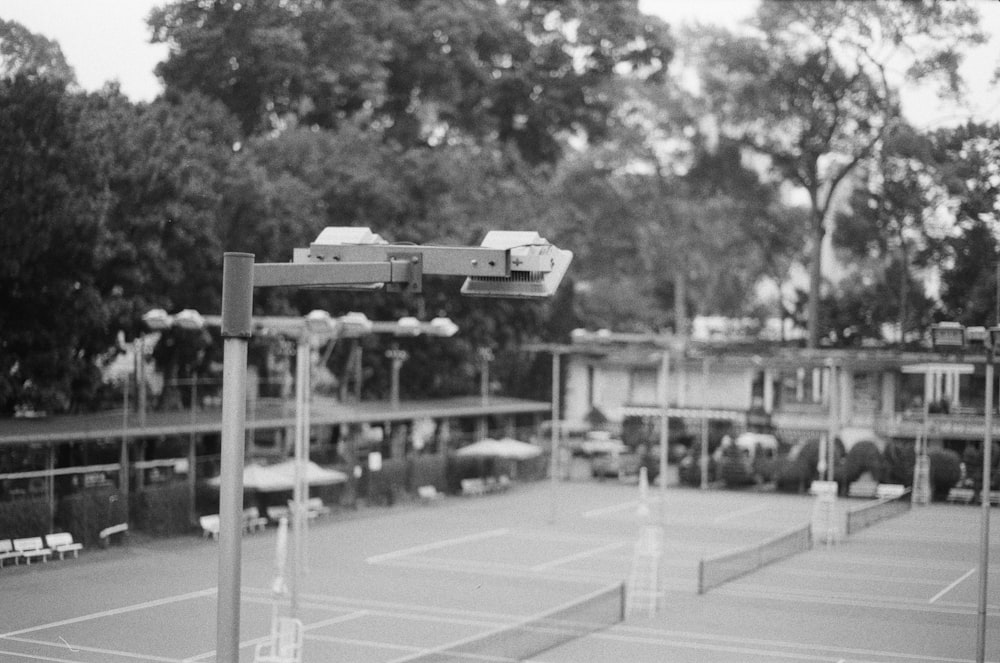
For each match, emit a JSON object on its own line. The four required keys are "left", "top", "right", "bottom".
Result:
{"left": 253, "top": 617, "right": 303, "bottom": 663}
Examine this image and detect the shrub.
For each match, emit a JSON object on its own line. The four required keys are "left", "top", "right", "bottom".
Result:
{"left": 928, "top": 448, "right": 962, "bottom": 500}
{"left": 0, "top": 497, "right": 50, "bottom": 539}
{"left": 410, "top": 455, "right": 447, "bottom": 492}
{"left": 773, "top": 456, "right": 806, "bottom": 493}
{"left": 843, "top": 441, "right": 884, "bottom": 485}
{"left": 56, "top": 487, "right": 127, "bottom": 548}
{"left": 883, "top": 440, "right": 915, "bottom": 486}
{"left": 133, "top": 483, "right": 191, "bottom": 537}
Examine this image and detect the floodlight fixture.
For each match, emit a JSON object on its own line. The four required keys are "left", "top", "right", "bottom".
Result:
{"left": 931, "top": 321, "right": 966, "bottom": 349}
{"left": 459, "top": 230, "right": 573, "bottom": 299}
{"left": 142, "top": 308, "right": 172, "bottom": 331}
{"left": 966, "top": 326, "right": 988, "bottom": 347}
{"left": 395, "top": 316, "right": 422, "bottom": 336}
{"left": 305, "top": 310, "right": 338, "bottom": 338}
{"left": 428, "top": 316, "right": 459, "bottom": 338}
{"left": 173, "top": 309, "right": 206, "bottom": 331}
{"left": 338, "top": 312, "right": 373, "bottom": 337}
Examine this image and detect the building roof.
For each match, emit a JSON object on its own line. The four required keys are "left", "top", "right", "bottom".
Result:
{"left": 0, "top": 396, "right": 551, "bottom": 446}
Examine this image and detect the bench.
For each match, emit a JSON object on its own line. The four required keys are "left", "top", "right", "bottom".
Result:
{"left": 99, "top": 523, "right": 129, "bottom": 548}
{"left": 306, "top": 498, "right": 331, "bottom": 518}
{"left": 200, "top": 515, "right": 221, "bottom": 540}
{"left": 267, "top": 506, "right": 291, "bottom": 524}
{"left": 417, "top": 485, "right": 441, "bottom": 502}
{"left": 243, "top": 507, "right": 269, "bottom": 533}
{"left": 0, "top": 539, "right": 22, "bottom": 567}
{"left": 13, "top": 537, "right": 52, "bottom": 564}
{"left": 461, "top": 478, "right": 486, "bottom": 496}
{"left": 947, "top": 487, "right": 975, "bottom": 504}
{"left": 45, "top": 532, "right": 83, "bottom": 560}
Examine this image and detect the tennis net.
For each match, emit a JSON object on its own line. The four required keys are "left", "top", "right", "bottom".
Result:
{"left": 392, "top": 582, "right": 625, "bottom": 662}
{"left": 845, "top": 488, "right": 912, "bottom": 535}
{"left": 698, "top": 523, "right": 812, "bottom": 594}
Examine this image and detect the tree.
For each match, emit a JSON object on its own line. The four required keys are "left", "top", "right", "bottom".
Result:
{"left": 0, "top": 76, "right": 110, "bottom": 414}
{"left": 833, "top": 124, "right": 943, "bottom": 343}
{"left": 925, "top": 122, "right": 1000, "bottom": 325}
{"left": 151, "top": 0, "right": 673, "bottom": 163}
{"left": 691, "top": 0, "right": 984, "bottom": 348}
{"left": 0, "top": 19, "right": 76, "bottom": 83}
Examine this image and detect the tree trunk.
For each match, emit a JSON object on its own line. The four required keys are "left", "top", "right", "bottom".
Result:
{"left": 807, "top": 205, "right": 825, "bottom": 349}
{"left": 898, "top": 243, "right": 910, "bottom": 343}
{"left": 674, "top": 264, "right": 688, "bottom": 341}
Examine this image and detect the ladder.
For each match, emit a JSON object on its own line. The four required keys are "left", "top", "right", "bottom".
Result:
{"left": 625, "top": 525, "right": 663, "bottom": 618}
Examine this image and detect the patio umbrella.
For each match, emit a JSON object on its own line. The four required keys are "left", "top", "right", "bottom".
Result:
{"left": 455, "top": 438, "right": 542, "bottom": 460}
{"left": 207, "top": 460, "right": 348, "bottom": 492}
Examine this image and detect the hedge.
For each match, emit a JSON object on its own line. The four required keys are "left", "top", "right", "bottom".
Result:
{"left": 56, "top": 487, "right": 128, "bottom": 548}
{"left": 0, "top": 497, "right": 50, "bottom": 540}
{"left": 133, "top": 483, "right": 192, "bottom": 537}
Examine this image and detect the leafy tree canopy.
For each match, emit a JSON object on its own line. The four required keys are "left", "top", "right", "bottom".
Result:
{"left": 150, "top": 0, "right": 673, "bottom": 163}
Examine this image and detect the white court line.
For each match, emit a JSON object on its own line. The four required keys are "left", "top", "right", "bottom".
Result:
{"left": 712, "top": 504, "right": 768, "bottom": 524}
{"left": 5, "top": 636, "right": 184, "bottom": 663}
{"left": 182, "top": 609, "right": 370, "bottom": 662}
{"left": 0, "top": 588, "right": 216, "bottom": 639}
{"left": 929, "top": 568, "right": 976, "bottom": 604}
{"left": 531, "top": 541, "right": 627, "bottom": 571}
{"left": 365, "top": 528, "right": 509, "bottom": 564}
{"left": 0, "top": 650, "right": 83, "bottom": 663}
{"left": 582, "top": 501, "right": 641, "bottom": 518}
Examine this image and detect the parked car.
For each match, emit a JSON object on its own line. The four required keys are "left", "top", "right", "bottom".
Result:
{"left": 591, "top": 442, "right": 659, "bottom": 482}
{"left": 718, "top": 432, "right": 780, "bottom": 487}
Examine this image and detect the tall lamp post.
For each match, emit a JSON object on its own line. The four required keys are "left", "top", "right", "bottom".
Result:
{"left": 930, "top": 322, "right": 995, "bottom": 663}
{"left": 213, "top": 227, "right": 571, "bottom": 662}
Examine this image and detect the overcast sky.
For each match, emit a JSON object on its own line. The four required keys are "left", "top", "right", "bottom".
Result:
{"left": 1, "top": 0, "right": 997, "bottom": 128}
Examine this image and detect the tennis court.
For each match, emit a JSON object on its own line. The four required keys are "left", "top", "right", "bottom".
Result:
{"left": 0, "top": 481, "right": 996, "bottom": 662}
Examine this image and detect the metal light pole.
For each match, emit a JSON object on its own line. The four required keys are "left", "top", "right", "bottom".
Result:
{"left": 930, "top": 322, "right": 994, "bottom": 663}
{"left": 290, "top": 328, "right": 310, "bottom": 618}
{"left": 658, "top": 350, "right": 669, "bottom": 519}
{"left": 217, "top": 253, "right": 253, "bottom": 663}
{"left": 976, "top": 330, "right": 996, "bottom": 663}
{"left": 386, "top": 345, "right": 409, "bottom": 408}
{"left": 215, "top": 228, "right": 571, "bottom": 661}
{"left": 976, "top": 354, "right": 992, "bottom": 663}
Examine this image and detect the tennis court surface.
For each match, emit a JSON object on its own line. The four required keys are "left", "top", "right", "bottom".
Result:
{"left": 0, "top": 481, "right": 996, "bottom": 662}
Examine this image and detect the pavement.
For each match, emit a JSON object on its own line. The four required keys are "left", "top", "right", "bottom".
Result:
{"left": 0, "top": 479, "right": 996, "bottom": 662}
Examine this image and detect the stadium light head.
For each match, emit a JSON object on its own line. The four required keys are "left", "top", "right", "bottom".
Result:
{"left": 173, "top": 309, "right": 206, "bottom": 331}
{"left": 460, "top": 231, "right": 573, "bottom": 299}
{"left": 931, "top": 322, "right": 966, "bottom": 349}
{"left": 428, "top": 316, "right": 459, "bottom": 338}
{"left": 966, "top": 326, "right": 988, "bottom": 347}
{"left": 305, "top": 310, "right": 338, "bottom": 337}
{"left": 395, "top": 316, "right": 422, "bottom": 336}
{"left": 338, "top": 312, "right": 373, "bottom": 338}
{"left": 142, "top": 308, "right": 173, "bottom": 331}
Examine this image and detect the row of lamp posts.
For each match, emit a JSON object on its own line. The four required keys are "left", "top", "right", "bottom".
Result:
{"left": 140, "top": 307, "right": 458, "bottom": 621}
